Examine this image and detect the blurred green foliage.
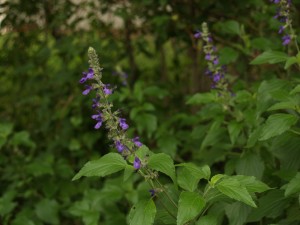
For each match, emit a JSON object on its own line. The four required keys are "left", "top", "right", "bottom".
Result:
{"left": 1, "top": 0, "right": 300, "bottom": 224}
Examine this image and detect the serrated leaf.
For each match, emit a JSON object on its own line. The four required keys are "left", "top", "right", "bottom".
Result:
{"left": 196, "top": 215, "right": 218, "bottom": 225}
{"left": 211, "top": 174, "right": 226, "bottom": 185}
{"left": 246, "top": 127, "right": 263, "bottom": 148}
{"left": 250, "top": 51, "right": 288, "bottom": 65}
{"left": 284, "top": 56, "right": 298, "bottom": 69}
{"left": 201, "top": 120, "right": 222, "bottom": 150}
{"left": 148, "top": 153, "right": 176, "bottom": 184}
{"left": 216, "top": 178, "right": 257, "bottom": 207}
{"left": 124, "top": 165, "right": 135, "bottom": 181}
{"left": 225, "top": 202, "right": 251, "bottom": 225}
{"left": 177, "top": 192, "right": 206, "bottom": 225}
{"left": 234, "top": 175, "right": 270, "bottom": 193}
{"left": 259, "top": 114, "right": 298, "bottom": 141}
{"left": 186, "top": 92, "right": 216, "bottom": 105}
{"left": 177, "top": 163, "right": 210, "bottom": 192}
{"left": 285, "top": 172, "right": 300, "bottom": 196}
{"left": 72, "top": 153, "right": 126, "bottom": 180}
{"left": 129, "top": 199, "right": 156, "bottom": 225}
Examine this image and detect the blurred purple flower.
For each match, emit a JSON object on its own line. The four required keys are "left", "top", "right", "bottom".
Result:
{"left": 282, "top": 35, "right": 291, "bottom": 45}
{"left": 82, "top": 85, "right": 92, "bottom": 95}
{"left": 103, "top": 84, "right": 113, "bottom": 95}
{"left": 91, "top": 112, "right": 102, "bottom": 129}
{"left": 115, "top": 140, "right": 125, "bottom": 152}
{"left": 194, "top": 31, "right": 202, "bottom": 39}
{"left": 119, "top": 118, "right": 129, "bottom": 130}
{"left": 132, "top": 136, "right": 142, "bottom": 147}
{"left": 133, "top": 157, "right": 141, "bottom": 169}
{"left": 80, "top": 68, "right": 94, "bottom": 83}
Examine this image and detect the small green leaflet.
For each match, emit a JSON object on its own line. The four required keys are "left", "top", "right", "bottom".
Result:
{"left": 129, "top": 199, "right": 156, "bottom": 225}
{"left": 72, "top": 153, "right": 127, "bottom": 180}
{"left": 177, "top": 192, "right": 206, "bottom": 225}
{"left": 148, "top": 153, "right": 176, "bottom": 184}
{"left": 250, "top": 51, "right": 288, "bottom": 65}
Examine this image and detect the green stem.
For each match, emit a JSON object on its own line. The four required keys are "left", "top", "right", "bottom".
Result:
{"left": 289, "top": 129, "right": 300, "bottom": 136}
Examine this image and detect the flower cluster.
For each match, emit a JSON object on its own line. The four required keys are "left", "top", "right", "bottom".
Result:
{"left": 194, "top": 22, "right": 228, "bottom": 91}
{"left": 79, "top": 47, "right": 143, "bottom": 170}
{"left": 271, "top": 0, "right": 293, "bottom": 46}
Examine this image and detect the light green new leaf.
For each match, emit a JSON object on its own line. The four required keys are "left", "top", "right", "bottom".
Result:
{"left": 259, "top": 114, "right": 298, "bottom": 141}
{"left": 216, "top": 178, "right": 257, "bottom": 207}
{"left": 186, "top": 92, "right": 216, "bottom": 105}
{"left": 285, "top": 172, "right": 300, "bottom": 196}
{"left": 177, "top": 192, "right": 206, "bottom": 225}
{"left": 72, "top": 153, "right": 126, "bottom": 180}
{"left": 267, "top": 101, "right": 296, "bottom": 111}
{"left": 284, "top": 56, "right": 298, "bottom": 69}
{"left": 129, "top": 199, "right": 156, "bottom": 225}
{"left": 177, "top": 163, "right": 210, "bottom": 192}
{"left": 148, "top": 153, "right": 176, "bottom": 184}
{"left": 250, "top": 51, "right": 288, "bottom": 65}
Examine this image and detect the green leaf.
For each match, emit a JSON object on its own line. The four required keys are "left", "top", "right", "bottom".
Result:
{"left": 148, "top": 153, "right": 176, "bottom": 184}
{"left": 248, "top": 190, "right": 290, "bottom": 222}
{"left": 259, "top": 114, "right": 298, "bottom": 141}
{"left": 246, "top": 127, "right": 263, "bottom": 148}
{"left": 225, "top": 202, "right": 251, "bottom": 225}
{"left": 284, "top": 56, "right": 298, "bottom": 69}
{"left": 196, "top": 215, "right": 218, "bottom": 225}
{"left": 290, "top": 84, "right": 300, "bottom": 95}
{"left": 228, "top": 122, "right": 242, "bottom": 145}
{"left": 216, "top": 178, "right": 257, "bottom": 207}
{"left": 0, "top": 122, "right": 13, "bottom": 149}
{"left": 35, "top": 199, "right": 59, "bottom": 225}
{"left": 234, "top": 175, "right": 270, "bottom": 193}
{"left": 285, "top": 172, "right": 300, "bottom": 196}
{"left": 186, "top": 92, "right": 216, "bottom": 105}
{"left": 177, "top": 192, "right": 206, "bottom": 225}
{"left": 72, "top": 153, "right": 127, "bottom": 180}
{"left": 124, "top": 164, "right": 135, "bottom": 181}
{"left": 250, "top": 51, "right": 288, "bottom": 65}
{"left": 267, "top": 101, "right": 296, "bottom": 111}
{"left": 177, "top": 163, "right": 210, "bottom": 192}
{"left": 201, "top": 120, "right": 222, "bottom": 150}
{"left": 219, "top": 47, "right": 239, "bottom": 65}
{"left": 235, "top": 153, "right": 265, "bottom": 179}
{"left": 129, "top": 199, "right": 156, "bottom": 225}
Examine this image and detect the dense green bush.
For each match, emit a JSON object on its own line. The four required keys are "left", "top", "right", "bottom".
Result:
{"left": 1, "top": 0, "right": 300, "bottom": 225}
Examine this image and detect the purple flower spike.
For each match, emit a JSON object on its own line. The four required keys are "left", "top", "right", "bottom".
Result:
{"left": 115, "top": 141, "right": 125, "bottom": 152}
{"left": 132, "top": 136, "right": 142, "bottom": 147}
{"left": 82, "top": 85, "right": 92, "bottom": 95}
{"left": 213, "top": 73, "right": 221, "bottom": 83}
{"left": 103, "top": 84, "right": 113, "bottom": 95}
{"left": 119, "top": 118, "right": 129, "bottom": 130}
{"left": 194, "top": 31, "right": 202, "bottom": 39}
{"left": 282, "top": 35, "right": 291, "bottom": 45}
{"left": 133, "top": 157, "right": 141, "bottom": 170}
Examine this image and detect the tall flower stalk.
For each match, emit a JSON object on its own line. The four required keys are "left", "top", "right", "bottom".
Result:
{"left": 79, "top": 47, "right": 178, "bottom": 217}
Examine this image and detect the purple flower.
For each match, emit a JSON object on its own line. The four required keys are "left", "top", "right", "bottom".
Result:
{"left": 115, "top": 141, "right": 125, "bottom": 152}
{"left": 133, "top": 157, "right": 141, "bottom": 170}
{"left": 92, "top": 97, "right": 100, "bottom": 109}
{"left": 278, "top": 26, "right": 284, "bottom": 34}
{"left": 282, "top": 35, "right": 291, "bottom": 45}
{"left": 132, "top": 136, "right": 142, "bottom": 147}
{"left": 149, "top": 189, "right": 155, "bottom": 197}
{"left": 119, "top": 118, "right": 129, "bottom": 130}
{"left": 79, "top": 68, "right": 94, "bottom": 83}
{"left": 82, "top": 85, "right": 92, "bottom": 95}
{"left": 205, "top": 54, "right": 211, "bottom": 61}
{"left": 213, "top": 73, "right": 221, "bottom": 83}
{"left": 194, "top": 31, "right": 202, "bottom": 39}
{"left": 91, "top": 112, "right": 102, "bottom": 129}
{"left": 213, "top": 57, "right": 219, "bottom": 65}
{"left": 103, "top": 84, "right": 113, "bottom": 95}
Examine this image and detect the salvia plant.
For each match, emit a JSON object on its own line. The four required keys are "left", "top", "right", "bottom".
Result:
{"left": 71, "top": 1, "right": 300, "bottom": 225}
